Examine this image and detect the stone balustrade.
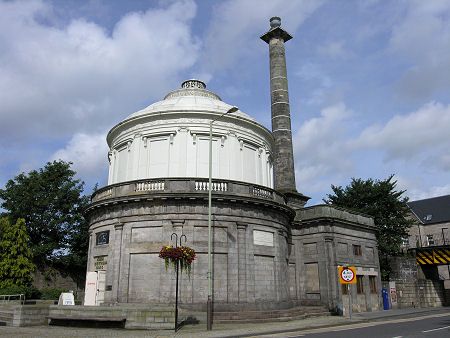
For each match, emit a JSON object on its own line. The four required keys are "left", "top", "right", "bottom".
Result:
{"left": 90, "top": 178, "right": 285, "bottom": 205}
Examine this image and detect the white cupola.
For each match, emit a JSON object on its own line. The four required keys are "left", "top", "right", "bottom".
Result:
{"left": 106, "top": 80, "right": 274, "bottom": 188}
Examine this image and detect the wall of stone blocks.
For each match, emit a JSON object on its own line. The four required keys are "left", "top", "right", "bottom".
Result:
{"left": 47, "top": 305, "right": 174, "bottom": 329}
{"left": 382, "top": 280, "right": 445, "bottom": 309}
{"left": 291, "top": 205, "right": 382, "bottom": 313}
{"left": 0, "top": 304, "right": 50, "bottom": 327}
{"left": 0, "top": 304, "right": 175, "bottom": 329}
{"left": 86, "top": 198, "right": 293, "bottom": 311}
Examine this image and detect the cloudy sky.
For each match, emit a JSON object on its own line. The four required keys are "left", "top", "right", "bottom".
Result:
{"left": 1, "top": 0, "right": 449, "bottom": 205}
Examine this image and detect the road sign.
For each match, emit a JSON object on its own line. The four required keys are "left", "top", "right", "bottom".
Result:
{"left": 339, "top": 266, "right": 357, "bottom": 284}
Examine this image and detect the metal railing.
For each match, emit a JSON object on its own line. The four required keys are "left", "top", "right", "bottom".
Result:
{"left": 0, "top": 293, "right": 25, "bottom": 305}
{"left": 405, "top": 233, "right": 450, "bottom": 248}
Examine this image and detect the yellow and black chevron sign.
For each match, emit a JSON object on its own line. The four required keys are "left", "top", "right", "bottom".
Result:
{"left": 416, "top": 248, "right": 450, "bottom": 265}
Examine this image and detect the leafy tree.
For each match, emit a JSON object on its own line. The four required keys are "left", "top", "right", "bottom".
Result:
{"left": 0, "top": 217, "right": 35, "bottom": 288}
{"left": 0, "top": 161, "right": 89, "bottom": 278}
{"left": 323, "top": 175, "right": 413, "bottom": 279}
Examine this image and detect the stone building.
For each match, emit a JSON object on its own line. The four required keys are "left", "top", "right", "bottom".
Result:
{"left": 404, "top": 195, "right": 450, "bottom": 293}
{"left": 84, "top": 17, "right": 381, "bottom": 314}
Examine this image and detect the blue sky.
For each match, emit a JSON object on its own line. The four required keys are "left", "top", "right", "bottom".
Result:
{"left": 1, "top": 0, "right": 450, "bottom": 206}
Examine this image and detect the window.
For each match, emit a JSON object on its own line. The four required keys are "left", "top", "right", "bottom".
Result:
{"left": 96, "top": 231, "right": 110, "bottom": 245}
{"left": 369, "top": 276, "right": 377, "bottom": 294}
{"left": 402, "top": 237, "right": 409, "bottom": 246}
{"left": 341, "top": 284, "right": 348, "bottom": 295}
{"left": 426, "top": 235, "right": 434, "bottom": 246}
{"left": 356, "top": 275, "right": 364, "bottom": 294}
{"left": 353, "top": 244, "right": 362, "bottom": 256}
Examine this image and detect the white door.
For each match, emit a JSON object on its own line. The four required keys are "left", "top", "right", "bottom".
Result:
{"left": 84, "top": 271, "right": 98, "bottom": 306}
{"left": 96, "top": 271, "right": 106, "bottom": 306}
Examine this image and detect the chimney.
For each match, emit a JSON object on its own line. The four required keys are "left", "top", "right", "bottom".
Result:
{"left": 261, "top": 17, "right": 309, "bottom": 208}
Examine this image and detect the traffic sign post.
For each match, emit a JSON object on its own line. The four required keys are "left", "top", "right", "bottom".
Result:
{"left": 338, "top": 266, "right": 356, "bottom": 319}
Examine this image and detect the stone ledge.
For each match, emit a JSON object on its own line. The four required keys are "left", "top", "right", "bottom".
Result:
{"left": 295, "top": 204, "right": 375, "bottom": 228}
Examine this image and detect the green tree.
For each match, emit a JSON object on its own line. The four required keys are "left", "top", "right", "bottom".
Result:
{"left": 323, "top": 175, "right": 413, "bottom": 279}
{"left": 0, "top": 161, "right": 89, "bottom": 276}
{"left": 0, "top": 217, "right": 35, "bottom": 288}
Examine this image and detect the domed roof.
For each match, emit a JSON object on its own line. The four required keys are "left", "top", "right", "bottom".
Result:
{"left": 123, "top": 79, "right": 258, "bottom": 124}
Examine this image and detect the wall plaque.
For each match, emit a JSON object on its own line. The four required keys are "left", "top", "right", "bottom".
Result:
{"left": 253, "top": 230, "right": 274, "bottom": 246}
{"left": 94, "top": 256, "right": 107, "bottom": 270}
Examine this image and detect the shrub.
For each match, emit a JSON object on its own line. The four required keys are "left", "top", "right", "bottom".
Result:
{"left": 0, "top": 285, "right": 40, "bottom": 299}
{"left": 40, "top": 288, "right": 69, "bottom": 300}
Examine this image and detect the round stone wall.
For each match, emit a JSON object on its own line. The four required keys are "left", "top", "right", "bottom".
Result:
{"left": 86, "top": 178, "right": 295, "bottom": 311}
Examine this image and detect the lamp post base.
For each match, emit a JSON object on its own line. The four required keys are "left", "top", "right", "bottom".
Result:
{"left": 207, "top": 296, "right": 212, "bottom": 330}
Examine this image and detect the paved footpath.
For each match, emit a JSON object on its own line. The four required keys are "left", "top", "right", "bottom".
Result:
{"left": 0, "top": 307, "right": 448, "bottom": 338}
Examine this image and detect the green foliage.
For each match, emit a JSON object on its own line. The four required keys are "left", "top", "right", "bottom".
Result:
{"left": 0, "top": 218, "right": 35, "bottom": 288}
{"left": 40, "top": 288, "right": 69, "bottom": 300}
{"left": 0, "top": 285, "right": 40, "bottom": 299}
{"left": 0, "top": 160, "right": 89, "bottom": 284}
{"left": 324, "top": 175, "right": 413, "bottom": 280}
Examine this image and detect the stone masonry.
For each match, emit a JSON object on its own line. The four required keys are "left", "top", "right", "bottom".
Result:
{"left": 261, "top": 17, "right": 296, "bottom": 194}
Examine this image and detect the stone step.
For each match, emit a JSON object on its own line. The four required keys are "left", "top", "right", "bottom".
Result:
{"left": 213, "top": 306, "right": 330, "bottom": 323}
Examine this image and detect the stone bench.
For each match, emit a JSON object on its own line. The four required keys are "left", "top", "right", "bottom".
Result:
{"left": 47, "top": 316, "right": 126, "bottom": 328}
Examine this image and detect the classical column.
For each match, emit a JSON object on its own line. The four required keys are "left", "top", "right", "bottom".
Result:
{"left": 261, "top": 17, "right": 309, "bottom": 208}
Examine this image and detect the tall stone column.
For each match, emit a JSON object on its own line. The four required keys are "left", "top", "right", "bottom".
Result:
{"left": 261, "top": 17, "right": 309, "bottom": 208}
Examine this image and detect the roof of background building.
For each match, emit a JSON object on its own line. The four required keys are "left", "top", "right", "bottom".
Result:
{"left": 407, "top": 195, "right": 450, "bottom": 225}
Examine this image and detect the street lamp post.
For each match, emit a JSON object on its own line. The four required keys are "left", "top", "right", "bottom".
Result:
{"left": 207, "top": 106, "right": 238, "bottom": 331}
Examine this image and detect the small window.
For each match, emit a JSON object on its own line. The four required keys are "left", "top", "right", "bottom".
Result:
{"left": 356, "top": 275, "right": 364, "bottom": 294}
{"left": 426, "top": 235, "right": 434, "bottom": 246}
{"left": 96, "top": 231, "right": 110, "bottom": 245}
{"left": 369, "top": 276, "right": 377, "bottom": 294}
{"left": 353, "top": 245, "right": 362, "bottom": 256}
{"left": 402, "top": 237, "right": 409, "bottom": 246}
{"left": 341, "top": 284, "right": 348, "bottom": 295}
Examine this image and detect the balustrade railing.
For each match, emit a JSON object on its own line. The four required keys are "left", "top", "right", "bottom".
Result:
{"left": 91, "top": 178, "right": 283, "bottom": 205}
{"left": 96, "top": 188, "right": 112, "bottom": 200}
{"left": 195, "top": 181, "right": 228, "bottom": 192}
{"left": 135, "top": 181, "right": 165, "bottom": 192}
{"left": 252, "top": 187, "right": 273, "bottom": 199}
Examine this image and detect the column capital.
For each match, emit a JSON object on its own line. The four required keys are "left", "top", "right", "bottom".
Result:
{"left": 260, "top": 17, "right": 293, "bottom": 44}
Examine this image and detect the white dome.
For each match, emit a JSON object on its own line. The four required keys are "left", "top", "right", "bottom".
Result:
{"left": 107, "top": 80, "right": 274, "bottom": 188}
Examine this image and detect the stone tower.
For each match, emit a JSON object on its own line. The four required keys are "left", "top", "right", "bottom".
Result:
{"left": 261, "top": 17, "right": 309, "bottom": 208}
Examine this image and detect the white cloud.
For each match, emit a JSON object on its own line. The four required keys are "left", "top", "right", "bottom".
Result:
{"left": 201, "top": 0, "right": 324, "bottom": 73}
{"left": 50, "top": 132, "right": 108, "bottom": 181}
{"left": 317, "top": 41, "right": 351, "bottom": 59}
{"left": 389, "top": 1, "right": 450, "bottom": 100}
{"left": 397, "top": 174, "right": 450, "bottom": 201}
{"left": 355, "top": 102, "right": 450, "bottom": 164}
{"left": 294, "top": 103, "right": 354, "bottom": 193}
{"left": 0, "top": 0, "right": 200, "bottom": 142}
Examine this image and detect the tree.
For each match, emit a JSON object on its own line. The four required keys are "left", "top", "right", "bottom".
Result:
{"left": 0, "top": 161, "right": 89, "bottom": 274}
{"left": 323, "top": 175, "right": 413, "bottom": 279}
{"left": 0, "top": 217, "right": 35, "bottom": 288}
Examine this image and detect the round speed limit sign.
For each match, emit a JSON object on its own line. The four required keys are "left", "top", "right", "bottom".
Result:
{"left": 340, "top": 268, "right": 355, "bottom": 283}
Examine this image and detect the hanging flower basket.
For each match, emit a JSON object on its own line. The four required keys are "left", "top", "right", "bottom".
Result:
{"left": 159, "top": 245, "right": 196, "bottom": 277}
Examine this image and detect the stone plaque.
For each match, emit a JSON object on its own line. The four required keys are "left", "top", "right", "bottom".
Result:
{"left": 253, "top": 230, "right": 274, "bottom": 247}
{"left": 58, "top": 292, "right": 75, "bottom": 306}
{"left": 94, "top": 256, "right": 107, "bottom": 270}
